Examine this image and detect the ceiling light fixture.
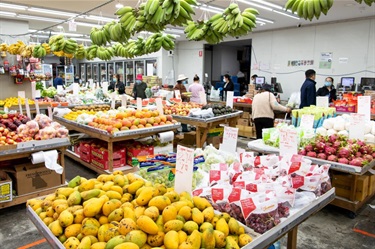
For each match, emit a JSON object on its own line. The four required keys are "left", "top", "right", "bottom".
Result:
{"left": 0, "top": 11, "right": 17, "bottom": 17}
{"left": 165, "top": 28, "right": 185, "bottom": 34}
{"left": 18, "top": 14, "right": 64, "bottom": 23}
{"left": 199, "top": 6, "right": 222, "bottom": 14}
{"left": 236, "top": 0, "right": 273, "bottom": 11}
{"left": 253, "top": 0, "right": 283, "bottom": 10}
{"left": 85, "top": 15, "right": 116, "bottom": 22}
{"left": 272, "top": 10, "right": 300, "bottom": 20}
{"left": 0, "top": 3, "right": 27, "bottom": 10}
{"left": 115, "top": 3, "right": 124, "bottom": 9}
{"left": 28, "top": 7, "right": 77, "bottom": 17}
{"left": 256, "top": 17, "right": 274, "bottom": 24}
{"left": 74, "top": 21, "right": 101, "bottom": 28}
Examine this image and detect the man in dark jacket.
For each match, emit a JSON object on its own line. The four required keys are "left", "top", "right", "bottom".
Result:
{"left": 299, "top": 69, "right": 317, "bottom": 108}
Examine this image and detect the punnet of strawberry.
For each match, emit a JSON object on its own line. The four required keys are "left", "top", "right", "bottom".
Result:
{"left": 298, "top": 134, "right": 375, "bottom": 167}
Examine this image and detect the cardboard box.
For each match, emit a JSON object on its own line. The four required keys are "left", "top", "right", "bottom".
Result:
{"left": 242, "top": 112, "right": 251, "bottom": 119}
{"left": 206, "top": 136, "right": 223, "bottom": 149}
{"left": 0, "top": 174, "right": 12, "bottom": 203}
{"left": 178, "top": 132, "right": 196, "bottom": 147}
{"left": 80, "top": 152, "right": 91, "bottom": 163}
{"left": 91, "top": 146, "right": 126, "bottom": 161}
{"left": 237, "top": 118, "right": 249, "bottom": 126}
{"left": 10, "top": 163, "right": 62, "bottom": 196}
{"left": 237, "top": 125, "right": 254, "bottom": 138}
{"left": 91, "top": 157, "right": 126, "bottom": 170}
{"left": 331, "top": 173, "right": 369, "bottom": 201}
{"left": 126, "top": 145, "right": 154, "bottom": 166}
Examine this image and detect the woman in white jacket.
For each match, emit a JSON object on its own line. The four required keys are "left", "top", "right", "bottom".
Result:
{"left": 252, "top": 83, "right": 291, "bottom": 139}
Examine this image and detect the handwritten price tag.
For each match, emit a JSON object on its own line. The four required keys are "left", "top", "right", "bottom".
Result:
{"left": 31, "top": 81, "right": 36, "bottom": 99}
{"left": 155, "top": 98, "right": 164, "bottom": 115}
{"left": 349, "top": 113, "right": 365, "bottom": 140}
{"left": 47, "top": 106, "right": 53, "bottom": 119}
{"left": 18, "top": 91, "right": 25, "bottom": 99}
{"left": 279, "top": 128, "right": 298, "bottom": 156}
{"left": 174, "top": 145, "right": 195, "bottom": 193}
{"left": 199, "top": 91, "right": 207, "bottom": 105}
{"left": 316, "top": 97, "right": 328, "bottom": 108}
{"left": 226, "top": 91, "right": 234, "bottom": 108}
{"left": 219, "top": 126, "right": 238, "bottom": 154}
{"left": 174, "top": 90, "right": 181, "bottom": 100}
{"left": 357, "top": 96, "right": 371, "bottom": 121}
{"left": 300, "top": 114, "right": 314, "bottom": 129}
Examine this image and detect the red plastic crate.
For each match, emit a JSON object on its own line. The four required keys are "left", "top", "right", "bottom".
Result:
{"left": 91, "top": 146, "right": 126, "bottom": 161}
{"left": 91, "top": 157, "right": 125, "bottom": 170}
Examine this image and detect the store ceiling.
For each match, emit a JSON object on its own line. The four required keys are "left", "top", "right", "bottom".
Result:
{"left": 1, "top": 0, "right": 374, "bottom": 42}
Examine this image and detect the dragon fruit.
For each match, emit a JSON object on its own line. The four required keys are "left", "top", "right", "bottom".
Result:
{"left": 317, "top": 153, "right": 327, "bottom": 160}
{"left": 328, "top": 134, "right": 339, "bottom": 144}
{"left": 363, "top": 154, "right": 373, "bottom": 162}
{"left": 327, "top": 155, "right": 338, "bottom": 162}
{"left": 324, "top": 146, "right": 336, "bottom": 155}
{"left": 305, "top": 144, "right": 314, "bottom": 152}
{"left": 298, "top": 149, "right": 307, "bottom": 156}
{"left": 306, "top": 151, "right": 317, "bottom": 158}
{"left": 338, "top": 158, "right": 349, "bottom": 164}
{"left": 349, "top": 158, "right": 364, "bottom": 166}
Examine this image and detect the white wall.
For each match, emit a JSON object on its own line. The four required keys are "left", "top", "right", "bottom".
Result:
{"left": 175, "top": 41, "right": 204, "bottom": 86}
{"left": 249, "top": 18, "right": 375, "bottom": 99}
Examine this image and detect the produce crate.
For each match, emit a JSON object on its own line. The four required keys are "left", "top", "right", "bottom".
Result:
{"left": 91, "top": 146, "right": 126, "bottom": 161}
{"left": 242, "top": 111, "right": 251, "bottom": 119}
{"left": 126, "top": 145, "right": 154, "bottom": 166}
{"left": 206, "top": 136, "right": 223, "bottom": 149}
{"left": 237, "top": 125, "right": 254, "bottom": 138}
{"left": 331, "top": 172, "right": 369, "bottom": 201}
{"left": 368, "top": 172, "right": 375, "bottom": 195}
{"left": 91, "top": 157, "right": 125, "bottom": 170}
{"left": 0, "top": 173, "right": 12, "bottom": 203}
{"left": 79, "top": 152, "right": 91, "bottom": 163}
{"left": 237, "top": 118, "right": 249, "bottom": 126}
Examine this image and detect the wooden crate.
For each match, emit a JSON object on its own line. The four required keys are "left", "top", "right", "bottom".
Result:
{"left": 368, "top": 173, "right": 375, "bottom": 195}
{"left": 331, "top": 173, "right": 369, "bottom": 201}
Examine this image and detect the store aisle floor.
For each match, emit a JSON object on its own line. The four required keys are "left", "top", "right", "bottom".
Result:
{"left": 0, "top": 139, "right": 374, "bottom": 249}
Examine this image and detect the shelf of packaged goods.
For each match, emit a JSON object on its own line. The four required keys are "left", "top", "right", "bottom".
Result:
{"left": 53, "top": 116, "right": 180, "bottom": 173}
{"left": 26, "top": 188, "right": 335, "bottom": 249}
{"left": 0, "top": 138, "right": 70, "bottom": 209}
{"left": 65, "top": 149, "right": 138, "bottom": 175}
{"left": 172, "top": 111, "right": 243, "bottom": 148}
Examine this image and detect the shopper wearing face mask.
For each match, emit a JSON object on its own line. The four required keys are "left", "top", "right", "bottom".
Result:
{"left": 221, "top": 74, "right": 234, "bottom": 101}
{"left": 174, "top": 74, "right": 189, "bottom": 102}
{"left": 317, "top": 77, "right": 336, "bottom": 103}
{"left": 132, "top": 74, "right": 147, "bottom": 99}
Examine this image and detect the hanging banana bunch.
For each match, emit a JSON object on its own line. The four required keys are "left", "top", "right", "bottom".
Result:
{"left": 32, "top": 44, "right": 47, "bottom": 58}
{"left": 285, "top": 0, "right": 334, "bottom": 20}
{"left": 354, "top": 0, "right": 374, "bottom": 6}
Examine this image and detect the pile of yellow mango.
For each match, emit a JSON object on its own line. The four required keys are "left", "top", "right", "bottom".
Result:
{"left": 0, "top": 97, "right": 35, "bottom": 108}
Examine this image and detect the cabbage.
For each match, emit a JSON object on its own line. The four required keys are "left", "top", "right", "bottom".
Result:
{"left": 322, "top": 119, "right": 333, "bottom": 129}
{"left": 41, "top": 87, "right": 57, "bottom": 98}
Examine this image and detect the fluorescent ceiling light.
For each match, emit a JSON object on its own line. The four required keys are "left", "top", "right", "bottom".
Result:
{"left": 236, "top": 0, "right": 273, "bottom": 11}
{"left": 199, "top": 6, "right": 222, "bottom": 14}
{"left": 28, "top": 7, "right": 77, "bottom": 17}
{"left": 116, "top": 3, "right": 124, "bottom": 8}
{"left": 0, "top": 11, "right": 17, "bottom": 16}
{"left": 18, "top": 14, "right": 64, "bottom": 23}
{"left": 256, "top": 21, "right": 266, "bottom": 26}
{"left": 0, "top": 3, "right": 27, "bottom": 10}
{"left": 30, "top": 35, "right": 49, "bottom": 39}
{"left": 199, "top": 4, "right": 224, "bottom": 12}
{"left": 256, "top": 17, "right": 274, "bottom": 24}
{"left": 272, "top": 10, "right": 300, "bottom": 20}
{"left": 85, "top": 15, "right": 115, "bottom": 22}
{"left": 74, "top": 22, "right": 101, "bottom": 28}
{"left": 165, "top": 28, "right": 185, "bottom": 34}
{"left": 74, "top": 37, "right": 92, "bottom": 42}
{"left": 51, "top": 31, "right": 84, "bottom": 37}
{"left": 253, "top": 0, "right": 283, "bottom": 10}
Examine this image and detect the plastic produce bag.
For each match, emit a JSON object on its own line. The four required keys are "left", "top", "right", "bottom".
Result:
{"left": 287, "top": 92, "right": 300, "bottom": 109}
{"left": 210, "top": 86, "right": 220, "bottom": 101}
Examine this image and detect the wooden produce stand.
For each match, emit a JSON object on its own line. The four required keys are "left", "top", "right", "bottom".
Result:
{"left": 0, "top": 138, "right": 70, "bottom": 209}
{"left": 247, "top": 139, "right": 375, "bottom": 216}
{"left": 53, "top": 116, "right": 180, "bottom": 174}
{"left": 172, "top": 111, "right": 243, "bottom": 148}
{"left": 26, "top": 188, "right": 335, "bottom": 249}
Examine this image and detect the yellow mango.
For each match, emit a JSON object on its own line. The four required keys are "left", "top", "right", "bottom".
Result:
{"left": 164, "top": 190, "right": 180, "bottom": 203}
{"left": 90, "top": 242, "right": 107, "bottom": 249}
{"left": 77, "top": 236, "right": 91, "bottom": 249}
{"left": 81, "top": 223, "right": 99, "bottom": 237}
{"left": 225, "top": 236, "right": 240, "bottom": 249}
{"left": 191, "top": 208, "right": 204, "bottom": 225}
{"left": 48, "top": 220, "right": 63, "bottom": 236}
{"left": 136, "top": 215, "right": 159, "bottom": 235}
{"left": 134, "top": 206, "right": 146, "bottom": 219}
{"left": 124, "top": 230, "right": 147, "bottom": 248}
{"left": 136, "top": 187, "right": 154, "bottom": 206}
{"left": 216, "top": 218, "right": 229, "bottom": 237}
{"left": 78, "top": 179, "right": 95, "bottom": 192}
{"left": 110, "top": 185, "right": 124, "bottom": 195}
{"left": 148, "top": 196, "right": 171, "bottom": 212}
{"left": 106, "top": 235, "right": 127, "bottom": 248}
{"left": 178, "top": 230, "right": 187, "bottom": 245}
{"left": 63, "top": 237, "right": 80, "bottom": 249}
{"left": 162, "top": 205, "right": 177, "bottom": 223}
{"left": 73, "top": 209, "right": 85, "bottom": 224}
{"left": 202, "top": 207, "right": 215, "bottom": 223}
{"left": 213, "top": 230, "right": 226, "bottom": 248}
{"left": 164, "top": 219, "right": 184, "bottom": 233}
{"left": 183, "top": 221, "right": 198, "bottom": 235}
{"left": 239, "top": 234, "right": 252, "bottom": 247}
{"left": 178, "top": 206, "right": 192, "bottom": 221}
{"left": 108, "top": 208, "right": 124, "bottom": 222}
{"left": 147, "top": 231, "right": 165, "bottom": 247}
{"left": 118, "top": 218, "right": 138, "bottom": 236}
{"left": 113, "top": 242, "right": 140, "bottom": 249}
{"left": 106, "top": 190, "right": 122, "bottom": 200}
{"left": 58, "top": 209, "right": 74, "bottom": 227}
{"left": 127, "top": 180, "right": 145, "bottom": 194}
{"left": 164, "top": 230, "right": 179, "bottom": 249}
{"left": 102, "top": 199, "right": 122, "bottom": 216}
{"left": 201, "top": 228, "right": 215, "bottom": 249}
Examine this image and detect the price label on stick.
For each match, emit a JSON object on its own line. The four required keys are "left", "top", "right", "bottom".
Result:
{"left": 137, "top": 98, "right": 142, "bottom": 110}
{"left": 199, "top": 91, "right": 207, "bottom": 105}
{"left": 25, "top": 98, "right": 31, "bottom": 119}
{"left": 18, "top": 91, "right": 25, "bottom": 99}
{"left": 174, "top": 90, "right": 181, "bottom": 100}
{"left": 31, "top": 81, "right": 36, "bottom": 99}
{"left": 279, "top": 128, "right": 298, "bottom": 156}
{"left": 300, "top": 114, "right": 314, "bottom": 129}
{"left": 219, "top": 126, "right": 238, "bottom": 154}
{"left": 349, "top": 113, "right": 365, "bottom": 140}
{"left": 34, "top": 101, "right": 40, "bottom": 115}
{"left": 155, "top": 98, "right": 164, "bottom": 115}
{"left": 226, "top": 91, "right": 234, "bottom": 108}
{"left": 18, "top": 97, "right": 23, "bottom": 115}
{"left": 47, "top": 106, "right": 53, "bottom": 119}
{"left": 316, "top": 96, "right": 329, "bottom": 108}
{"left": 174, "top": 145, "right": 195, "bottom": 193}
{"left": 357, "top": 96, "right": 371, "bottom": 121}
{"left": 121, "top": 95, "right": 127, "bottom": 107}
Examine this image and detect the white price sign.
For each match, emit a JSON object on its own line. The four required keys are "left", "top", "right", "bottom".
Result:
{"left": 18, "top": 97, "right": 23, "bottom": 115}
{"left": 357, "top": 96, "right": 371, "bottom": 121}
{"left": 137, "top": 98, "right": 142, "bottom": 110}
{"left": 155, "top": 98, "right": 164, "bottom": 115}
{"left": 300, "top": 114, "right": 314, "bottom": 129}
{"left": 174, "top": 90, "right": 181, "bottom": 100}
{"left": 31, "top": 81, "right": 36, "bottom": 99}
{"left": 121, "top": 95, "right": 127, "bottom": 107}
{"left": 226, "top": 91, "right": 234, "bottom": 108}
{"left": 219, "top": 126, "right": 238, "bottom": 154}
{"left": 199, "top": 91, "right": 207, "bottom": 105}
{"left": 174, "top": 145, "right": 195, "bottom": 193}
{"left": 349, "top": 113, "right": 365, "bottom": 140}
{"left": 47, "top": 106, "right": 53, "bottom": 119}
{"left": 34, "top": 100, "right": 40, "bottom": 115}
{"left": 18, "top": 91, "right": 25, "bottom": 99}
{"left": 279, "top": 128, "right": 298, "bottom": 156}
{"left": 25, "top": 98, "right": 31, "bottom": 119}
{"left": 316, "top": 97, "right": 329, "bottom": 108}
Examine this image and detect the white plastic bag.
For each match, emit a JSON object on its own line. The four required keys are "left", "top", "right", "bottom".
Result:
{"left": 288, "top": 92, "right": 301, "bottom": 108}
{"left": 210, "top": 86, "right": 220, "bottom": 101}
